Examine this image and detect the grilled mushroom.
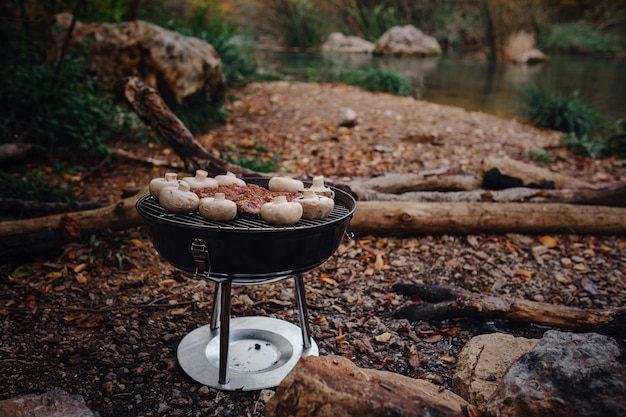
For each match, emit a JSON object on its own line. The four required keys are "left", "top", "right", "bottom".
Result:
{"left": 159, "top": 181, "right": 200, "bottom": 213}
{"left": 260, "top": 195, "right": 303, "bottom": 225}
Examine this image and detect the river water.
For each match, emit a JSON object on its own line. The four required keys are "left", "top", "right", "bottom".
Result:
{"left": 254, "top": 50, "right": 626, "bottom": 122}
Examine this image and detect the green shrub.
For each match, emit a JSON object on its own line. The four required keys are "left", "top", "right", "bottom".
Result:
{"left": 521, "top": 84, "right": 626, "bottom": 159}
{"left": 0, "top": 55, "right": 135, "bottom": 157}
{"left": 262, "top": 0, "right": 327, "bottom": 48}
{"left": 337, "top": 66, "right": 412, "bottom": 96}
{"left": 342, "top": 2, "right": 399, "bottom": 42}
{"left": 0, "top": 167, "right": 76, "bottom": 202}
{"left": 539, "top": 21, "right": 621, "bottom": 55}
{"left": 561, "top": 133, "right": 608, "bottom": 160}
{"left": 522, "top": 85, "right": 599, "bottom": 138}
{"left": 606, "top": 119, "right": 626, "bottom": 159}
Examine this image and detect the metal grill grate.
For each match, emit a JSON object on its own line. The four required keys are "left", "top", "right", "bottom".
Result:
{"left": 137, "top": 194, "right": 352, "bottom": 231}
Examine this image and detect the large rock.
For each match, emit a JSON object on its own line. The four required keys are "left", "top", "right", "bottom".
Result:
{"left": 264, "top": 355, "right": 474, "bottom": 417}
{"left": 0, "top": 389, "right": 96, "bottom": 417}
{"left": 374, "top": 25, "right": 442, "bottom": 56}
{"left": 453, "top": 333, "right": 539, "bottom": 410}
{"left": 48, "top": 13, "right": 225, "bottom": 104}
{"left": 503, "top": 30, "right": 549, "bottom": 64}
{"left": 485, "top": 330, "right": 626, "bottom": 417}
{"left": 322, "top": 32, "right": 375, "bottom": 54}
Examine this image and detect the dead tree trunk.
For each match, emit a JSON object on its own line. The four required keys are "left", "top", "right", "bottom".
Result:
{"left": 350, "top": 201, "right": 626, "bottom": 235}
{"left": 114, "top": 76, "right": 257, "bottom": 177}
{"left": 0, "top": 187, "right": 147, "bottom": 237}
{"left": 350, "top": 183, "right": 626, "bottom": 206}
{"left": 393, "top": 283, "right": 626, "bottom": 337}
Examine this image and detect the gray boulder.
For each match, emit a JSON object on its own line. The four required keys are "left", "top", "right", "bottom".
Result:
{"left": 48, "top": 13, "right": 225, "bottom": 104}
{"left": 453, "top": 333, "right": 539, "bottom": 411}
{"left": 0, "top": 389, "right": 96, "bottom": 417}
{"left": 374, "top": 25, "right": 441, "bottom": 56}
{"left": 322, "top": 32, "right": 375, "bottom": 54}
{"left": 485, "top": 330, "right": 626, "bottom": 417}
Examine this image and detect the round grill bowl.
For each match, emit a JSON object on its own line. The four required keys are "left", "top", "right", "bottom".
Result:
{"left": 136, "top": 178, "right": 356, "bottom": 280}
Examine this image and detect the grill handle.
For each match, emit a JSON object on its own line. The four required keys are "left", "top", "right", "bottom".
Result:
{"left": 191, "top": 238, "right": 211, "bottom": 276}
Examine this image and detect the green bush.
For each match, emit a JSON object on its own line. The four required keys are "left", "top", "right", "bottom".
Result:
{"left": 606, "top": 119, "right": 626, "bottom": 159}
{"left": 522, "top": 85, "right": 599, "bottom": 138}
{"left": 521, "top": 84, "right": 626, "bottom": 159}
{"left": 0, "top": 166, "right": 76, "bottom": 203}
{"left": 262, "top": 0, "right": 327, "bottom": 49}
{"left": 337, "top": 66, "right": 412, "bottom": 96}
{"left": 539, "top": 21, "right": 621, "bottom": 55}
{"left": 342, "top": 1, "right": 399, "bottom": 42}
{"left": 0, "top": 55, "right": 135, "bottom": 157}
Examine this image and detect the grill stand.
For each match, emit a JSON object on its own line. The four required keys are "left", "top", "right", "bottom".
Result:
{"left": 177, "top": 239, "right": 319, "bottom": 391}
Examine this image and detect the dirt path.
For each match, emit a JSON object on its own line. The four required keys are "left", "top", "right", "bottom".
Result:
{"left": 1, "top": 81, "right": 625, "bottom": 416}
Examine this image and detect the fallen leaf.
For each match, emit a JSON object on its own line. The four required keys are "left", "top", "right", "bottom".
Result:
{"left": 505, "top": 242, "right": 518, "bottom": 251}
{"left": 439, "top": 327, "right": 460, "bottom": 337}
{"left": 170, "top": 305, "right": 190, "bottom": 315}
{"left": 158, "top": 279, "right": 178, "bottom": 289}
{"left": 129, "top": 239, "right": 144, "bottom": 247}
{"left": 331, "top": 305, "right": 347, "bottom": 314}
{"left": 312, "top": 316, "right": 328, "bottom": 326}
{"left": 374, "top": 332, "right": 392, "bottom": 343}
{"left": 66, "top": 312, "right": 87, "bottom": 322}
{"left": 320, "top": 274, "right": 338, "bottom": 286}
{"left": 374, "top": 253, "right": 385, "bottom": 270}
{"left": 515, "top": 269, "right": 535, "bottom": 281}
{"left": 440, "top": 354, "right": 456, "bottom": 363}
{"left": 10, "top": 266, "right": 34, "bottom": 280}
{"left": 73, "top": 263, "right": 87, "bottom": 273}
{"left": 76, "top": 321, "right": 100, "bottom": 328}
{"left": 75, "top": 273, "right": 88, "bottom": 284}
{"left": 573, "top": 263, "right": 589, "bottom": 272}
{"left": 45, "top": 267, "right": 68, "bottom": 280}
{"left": 334, "top": 333, "right": 347, "bottom": 343}
{"left": 539, "top": 235, "right": 558, "bottom": 248}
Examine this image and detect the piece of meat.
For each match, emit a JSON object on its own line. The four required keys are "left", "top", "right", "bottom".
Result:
{"left": 195, "top": 184, "right": 299, "bottom": 218}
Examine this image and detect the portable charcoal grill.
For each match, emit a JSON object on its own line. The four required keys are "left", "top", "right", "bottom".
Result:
{"left": 136, "top": 178, "right": 356, "bottom": 390}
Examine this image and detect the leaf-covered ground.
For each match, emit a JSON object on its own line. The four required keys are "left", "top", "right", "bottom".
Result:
{"left": 1, "top": 82, "right": 625, "bottom": 416}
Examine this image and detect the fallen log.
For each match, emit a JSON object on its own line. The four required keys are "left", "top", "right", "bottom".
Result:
{"left": 393, "top": 283, "right": 626, "bottom": 337}
{"left": 0, "top": 199, "right": 109, "bottom": 219}
{"left": 348, "top": 170, "right": 482, "bottom": 194}
{"left": 0, "top": 143, "right": 33, "bottom": 162}
{"left": 114, "top": 76, "right": 257, "bottom": 176}
{"left": 2, "top": 199, "right": 625, "bottom": 240}
{"left": 350, "top": 201, "right": 626, "bottom": 235}
{"left": 0, "top": 228, "right": 63, "bottom": 264}
{"left": 482, "top": 155, "right": 595, "bottom": 189}
{"left": 350, "top": 184, "right": 626, "bottom": 206}
{"left": 0, "top": 187, "right": 148, "bottom": 237}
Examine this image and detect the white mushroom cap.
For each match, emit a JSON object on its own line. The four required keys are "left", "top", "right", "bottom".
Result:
{"left": 215, "top": 171, "right": 246, "bottom": 186}
{"left": 260, "top": 195, "right": 303, "bottom": 225}
{"left": 198, "top": 193, "right": 237, "bottom": 221}
{"left": 159, "top": 181, "right": 200, "bottom": 213}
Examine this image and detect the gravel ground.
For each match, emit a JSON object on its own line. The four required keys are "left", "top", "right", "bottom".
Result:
{"left": 1, "top": 81, "right": 625, "bottom": 416}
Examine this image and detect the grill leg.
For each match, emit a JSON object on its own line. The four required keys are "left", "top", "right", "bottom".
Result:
{"left": 294, "top": 274, "right": 312, "bottom": 349}
{"left": 218, "top": 279, "right": 232, "bottom": 385}
{"left": 210, "top": 281, "right": 222, "bottom": 331}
